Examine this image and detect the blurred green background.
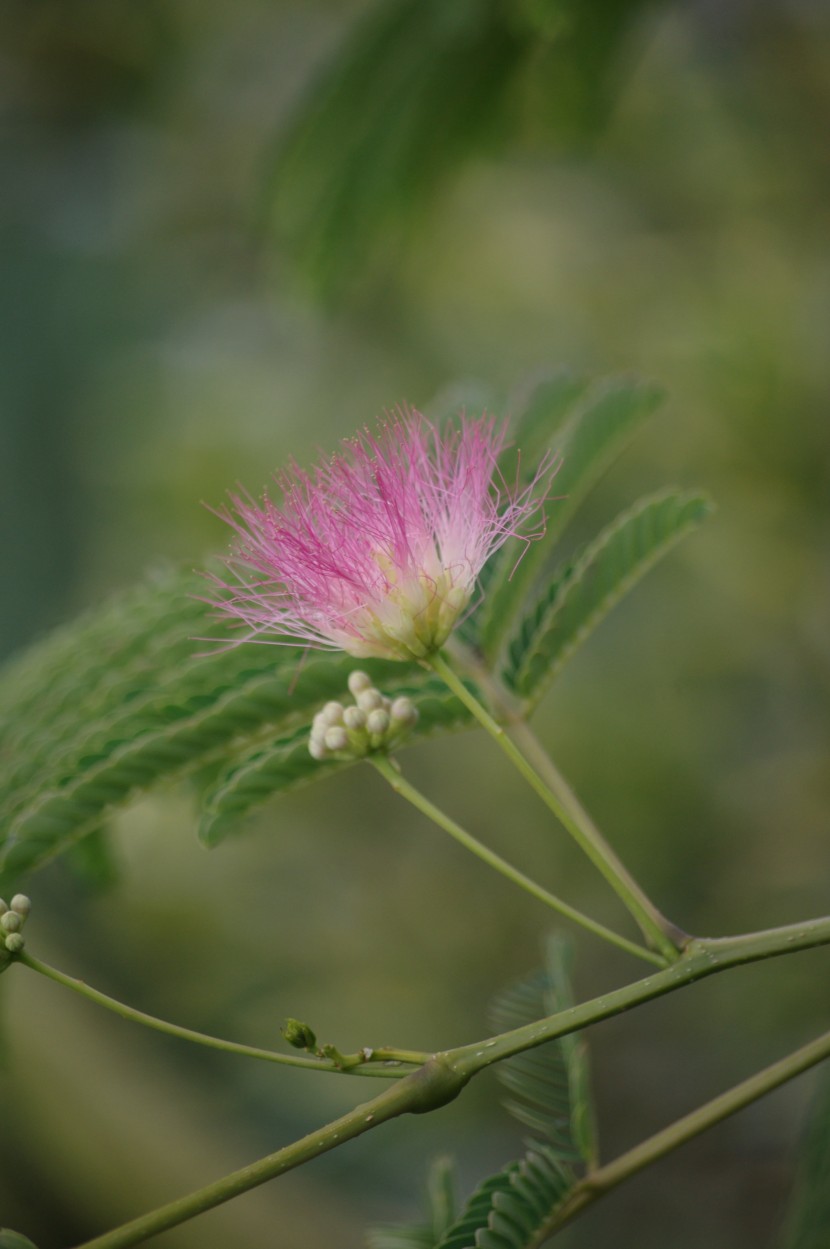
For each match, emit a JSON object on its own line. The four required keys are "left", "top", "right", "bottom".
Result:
{"left": 1, "top": 1, "right": 829, "bottom": 1246}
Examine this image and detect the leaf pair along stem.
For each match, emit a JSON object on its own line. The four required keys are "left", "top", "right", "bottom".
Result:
{"left": 43, "top": 912, "right": 830, "bottom": 1249}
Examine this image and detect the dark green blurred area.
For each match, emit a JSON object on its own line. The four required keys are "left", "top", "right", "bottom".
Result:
{"left": 1, "top": 1, "right": 829, "bottom": 1246}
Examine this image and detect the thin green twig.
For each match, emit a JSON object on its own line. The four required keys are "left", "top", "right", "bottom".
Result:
{"left": 547, "top": 1025, "right": 830, "bottom": 1240}
{"left": 369, "top": 754, "right": 664, "bottom": 968}
{"left": 18, "top": 953, "right": 427, "bottom": 1077}
{"left": 66, "top": 913, "right": 830, "bottom": 1249}
{"left": 429, "top": 649, "right": 681, "bottom": 962}
{"left": 448, "top": 916, "right": 830, "bottom": 1076}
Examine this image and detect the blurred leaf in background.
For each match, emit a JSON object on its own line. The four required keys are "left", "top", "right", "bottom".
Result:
{"left": 780, "top": 1068, "right": 830, "bottom": 1249}
{"left": 266, "top": 0, "right": 659, "bottom": 302}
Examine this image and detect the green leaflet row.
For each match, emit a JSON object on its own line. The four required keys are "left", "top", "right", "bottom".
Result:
{"left": 197, "top": 678, "right": 473, "bottom": 847}
{"left": 472, "top": 373, "right": 665, "bottom": 663}
{"left": 0, "top": 569, "right": 440, "bottom": 888}
{"left": 504, "top": 490, "right": 714, "bottom": 706}
{"left": 779, "top": 1068, "right": 830, "bottom": 1249}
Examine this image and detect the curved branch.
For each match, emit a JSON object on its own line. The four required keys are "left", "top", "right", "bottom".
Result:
{"left": 447, "top": 916, "right": 830, "bottom": 1077}
{"left": 542, "top": 1024, "right": 830, "bottom": 1242}
{"left": 71, "top": 1056, "right": 467, "bottom": 1249}
{"left": 18, "top": 953, "right": 428, "bottom": 1078}
{"left": 67, "top": 912, "right": 830, "bottom": 1249}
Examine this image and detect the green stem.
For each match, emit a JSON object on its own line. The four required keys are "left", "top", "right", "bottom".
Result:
{"left": 70, "top": 1056, "right": 467, "bottom": 1249}
{"left": 67, "top": 914, "right": 830, "bottom": 1249}
{"left": 369, "top": 755, "right": 663, "bottom": 968}
{"left": 18, "top": 953, "right": 426, "bottom": 1078}
{"left": 448, "top": 915, "right": 830, "bottom": 1078}
{"left": 548, "top": 1025, "right": 830, "bottom": 1240}
{"left": 510, "top": 715, "right": 689, "bottom": 945}
{"left": 429, "top": 649, "right": 681, "bottom": 962}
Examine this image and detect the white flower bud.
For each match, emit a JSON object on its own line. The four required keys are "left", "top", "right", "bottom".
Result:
{"left": 10, "top": 895, "right": 30, "bottom": 918}
{"left": 343, "top": 706, "right": 367, "bottom": 731}
{"left": 4, "top": 933, "right": 24, "bottom": 954}
{"left": 390, "top": 697, "right": 418, "bottom": 726}
{"left": 320, "top": 701, "right": 345, "bottom": 726}
{"left": 356, "top": 688, "right": 384, "bottom": 712}
{"left": 1, "top": 911, "right": 21, "bottom": 933}
{"left": 309, "top": 737, "right": 328, "bottom": 760}
{"left": 367, "top": 709, "right": 390, "bottom": 736}
{"left": 347, "top": 671, "right": 373, "bottom": 696}
{"left": 324, "top": 726, "right": 349, "bottom": 752}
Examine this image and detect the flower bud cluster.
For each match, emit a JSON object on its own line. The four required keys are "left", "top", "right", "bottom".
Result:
{"left": 309, "top": 671, "right": 419, "bottom": 761}
{"left": 0, "top": 895, "right": 31, "bottom": 954}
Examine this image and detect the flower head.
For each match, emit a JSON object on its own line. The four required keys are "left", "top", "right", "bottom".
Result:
{"left": 210, "top": 409, "right": 552, "bottom": 662}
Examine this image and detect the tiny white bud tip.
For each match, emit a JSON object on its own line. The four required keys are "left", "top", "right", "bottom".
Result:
{"left": 343, "top": 706, "right": 367, "bottom": 731}
{"left": 10, "top": 895, "right": 30, "bottom": 918}
{"left": 347, "top": 671, "right": 372, "bottom": 695}
{"left": 356, "top": 689, "right": 384, "bottom": 712}
{"left": 1, "top": 912, "right": 21, "bottom": 933}
{"left": 367, "top": 709, "right": 390, "bottom": 735}
{"left": 4, "top": 933, "right": 24, "bottom": 954}
{"left": 309, "top": 738, "right": 328, "bottom": 760}
{"left": 390, "top": 697, "right": 418, "bottom": 724}
{"left": 321, "top": 701, "right": 345, "bottom": 725}
{"left": 324, "top": 726, "right": 349, "bottom": 752}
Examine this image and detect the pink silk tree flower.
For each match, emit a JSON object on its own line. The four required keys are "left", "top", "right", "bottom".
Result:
{"left": 210, "top": 409, "right": 553, "bottom": 662}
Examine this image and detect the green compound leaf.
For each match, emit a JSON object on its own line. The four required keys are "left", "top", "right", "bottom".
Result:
{"left": 436, "top": 1145, "right": 574, "bottom": 1249}
{"left": 456, "top": 370, "right": 588, "bottom": 654}
{"left": 268, "top": 0, "right": 528, "bottom": 302}
{"left": 0, "top": 567, "right": 294, "bottom": 827}
{"left": 425, "top": 938, "right": 593, "bottom": 1249}
{"left": 503, "top": 370, "right": 591, "bottom": 483}
{"left": 779, "top": 1068, "right": 830, "bottom": 1249}
{"left": 0, "top": 563, "right": 483, "bottom": 886}
{"left": 65, "top": 825, "right": 121, "bottom": 891}
{"left": 0, "top": 567, "right": 432, "bottom": 889}
{"left": 488, "top": 935, "right": 597, "bottom": 1169}
{"left": 198, "top": 728, "right": 344, "bottom": 848}
{"left": 267, "top": 0, "right": 658, "bottom": 304}
{"left": 505, "top": 489, "right": 714, "bottom": 705}
{"left": 198, "top": 679, "right": 472, "bottom": 847}
{"left": 474, "top": 375, "right": 665, "bottom": 664}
